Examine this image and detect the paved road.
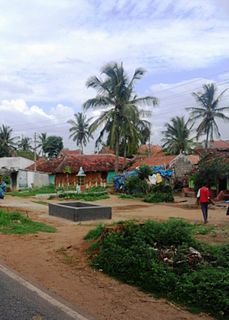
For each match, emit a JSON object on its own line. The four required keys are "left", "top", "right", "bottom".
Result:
{"left": 0, "top": 265, "right": 89, "bottom": 320}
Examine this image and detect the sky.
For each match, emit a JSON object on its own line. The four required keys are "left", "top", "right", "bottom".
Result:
{"left": 0, "top": 0, "right": 229, "bottom": 152}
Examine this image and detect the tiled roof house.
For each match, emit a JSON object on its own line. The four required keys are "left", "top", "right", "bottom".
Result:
{"left": 26, "top": 153, "right": 126, "bottom": 186}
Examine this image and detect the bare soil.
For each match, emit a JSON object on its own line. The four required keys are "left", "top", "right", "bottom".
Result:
{"left": 0, "top": 195, "right": 228, "bottom": 320}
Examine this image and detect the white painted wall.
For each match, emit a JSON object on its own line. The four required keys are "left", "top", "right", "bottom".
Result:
{"left": 17, "top": 170, "right": 49, "bottom": 189}
{"left": 28, "top": 171, "right": 49, "bottom": 188}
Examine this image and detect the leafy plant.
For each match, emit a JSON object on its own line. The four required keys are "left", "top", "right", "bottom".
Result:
{"left": 125, "top": 176, "right": 148, "bottom": 195}
{"left": 84, "top": 224, "right": 105, "bottom": 240}
{"left": 193, "top": 157, "right": 229, "bottom": 192}
{"left": 137, "top": 165, "right": 153, "bottom": 180}
{"left": 144, "top": 192, "right": 174, "bottom": 203}
{"left": 58, "top": 192, "right": 109, "bottom": 201}
{"left": 85, "top": 219, "right": 229, "bottom": 318}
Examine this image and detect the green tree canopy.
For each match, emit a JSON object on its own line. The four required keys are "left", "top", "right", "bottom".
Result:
{"left": 161, "top": 116, "right": 194, "bottom": 154}
{"left": 0, "top": 124, "right": 16, "bottom": 157}
{"left": 43, "top": 136, "right": 63, "bottom": 158}
{"left": 187, "top": 83, "right": 229, "bottom": 149}
{"left": 18, "top": 136, "right": 32, "bottom": 152}
{"left": 83, "top": 62, "right": 158, "bottom": 173}
{"left": 67, "top": 112, "right": 92, "bottom": 154}
{"left": 193, "top": 157, "right": 229, "bottom": 192}
{"left": 38, "top": 132, "right": 48, "bottom": 157}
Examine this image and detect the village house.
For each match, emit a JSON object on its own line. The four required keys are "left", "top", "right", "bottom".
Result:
{"left": 26, "top": 152, "right": 126, "bottom": 187}
{"left": 0, "top": 157, "right": 49, "bottom": 190}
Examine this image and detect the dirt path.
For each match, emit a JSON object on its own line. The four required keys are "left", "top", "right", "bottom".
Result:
{"left": 1, "top": 195, "right": 227, "bottom": 320}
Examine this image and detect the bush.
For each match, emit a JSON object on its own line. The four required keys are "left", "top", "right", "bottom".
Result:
{"left": 144, "top": 182, "right": 174, "bottom": 203}
{"left": 144, "top": 192, "right": 174, "bottom": 203}
{"left": 86, "top": 219, "right": 229, "bottom": 318}
{"left": 151, "top": 182, "right": 173, "bottom": 193}
{"left": 85, "top": 186, "right": 107, "bottom": 193}
{"left": 137, "top": 165, "right": 153, "bottom": 180}
{"left": 125, "top": 176, "right": 148, "bottom": 195}
{"left": 58, "top": 192, "right": 109, "bottom": 201}
{"left": 193, "top": 157, "right": 229, "bottom": 192}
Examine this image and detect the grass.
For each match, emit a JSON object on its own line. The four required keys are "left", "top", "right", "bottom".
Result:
{"left": 0, "top": 209, "right": 56, "bottom": 234}
{"left": 8, "top": 185, "right": 56, "bottom": 197}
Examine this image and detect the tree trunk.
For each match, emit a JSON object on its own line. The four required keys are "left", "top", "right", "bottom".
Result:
{"left": 205, "top": 128, "right": 210, "bottom": 150}
{"left": 81, "top": 143, "right": 83, "bottom": 154}
{"left": 123, "top": 139, "right": 127, "bottom": 170}
{"left": 115, "top": 134, "right": 119, "bottom": 175}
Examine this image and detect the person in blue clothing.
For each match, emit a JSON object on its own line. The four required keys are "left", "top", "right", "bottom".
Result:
{"left": 0, "top": 176, "right": 6, "bottom": 199}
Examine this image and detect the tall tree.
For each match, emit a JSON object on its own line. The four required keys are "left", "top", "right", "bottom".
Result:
{"left": 67, "top": 112, "right": 92, "bottom": 154}
{"left": 43, "top": 136, "right": 63, "bottom": 158}
{"left": 38, "top": 132, "right": 48, "bottom": 157}
{"left": 0, "top": 125, "right": 16, "bottom": 157}
{"left": 187, "top": 83, "right": 229, "bottom": 149}
{"left": 18, "top": 136, "right": 32, "bottom": 151}
{"left": 161, "top": 116, "right": 194, "bottom": 154}
{"left": 83, "top": 62, "right": 158, "bottom": 174}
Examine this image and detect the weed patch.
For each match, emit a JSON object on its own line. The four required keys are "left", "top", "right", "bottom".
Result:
{"left": 85, "top": 219, "right": 229, "bottom": 318}
{"left": 0, "top": 209, "right": 55, "bottom": 234}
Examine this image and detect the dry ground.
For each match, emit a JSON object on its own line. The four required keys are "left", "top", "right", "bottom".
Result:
{"left": 0, "top": 195, "right": 228, "bottom": 320}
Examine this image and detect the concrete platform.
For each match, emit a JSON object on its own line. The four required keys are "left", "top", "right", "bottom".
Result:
{"left": 49, "top": 202, "right": 112, "bottom": 221}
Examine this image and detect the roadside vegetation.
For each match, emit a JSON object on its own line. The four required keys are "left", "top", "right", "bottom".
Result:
{"left": 85, "top": 219, "right": 229, "bottom": 319}
{"left": 8, "top": 184, "right": 56, "bottom": 197}
{"left": 58, "top": 186, "right": 109, "bottom": 201}
{"left": 121, "top": 165, "right": 174, "bottom": 203}
{"left": 0, "top": 209, "right": 55, "bottom": 234}
{"left": 8, "top": 185, "right": 109, "bottom": 202}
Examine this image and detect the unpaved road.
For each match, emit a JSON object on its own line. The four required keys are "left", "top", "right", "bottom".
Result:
{"left": 1, "top": 195, "right": 227, "bottom": 320}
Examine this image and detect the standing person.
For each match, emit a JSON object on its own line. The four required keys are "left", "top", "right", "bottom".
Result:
{"left": 197, "top": 184, "right": 210, "bottom": 224}
{"left": 0, "top": 176, "right": 6, "bottom": 199}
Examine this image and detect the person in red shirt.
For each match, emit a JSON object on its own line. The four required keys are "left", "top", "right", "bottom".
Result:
{"left": 197, "top": 185, "right": 210, "bottom": 224}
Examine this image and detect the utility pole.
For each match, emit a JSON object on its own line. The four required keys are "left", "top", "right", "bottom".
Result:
{"left": 34, "top": 132, "right": 37, "bottom": 172}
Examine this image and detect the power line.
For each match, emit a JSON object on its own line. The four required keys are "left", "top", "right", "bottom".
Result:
{"left": 1, "top": 76, "right": 229, "bottom": 135}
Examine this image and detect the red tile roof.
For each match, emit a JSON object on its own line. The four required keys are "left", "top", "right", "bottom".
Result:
{"left": 98, "top": 146, "right": 115, "bottom": 154}
{"left": 209, "top": 140, "right": 229, "bottom": 150}
{"left": 129, "top": 154, "right": 200, "bottom": 169}
{"left": 27, "top": 154, "right": 126, "bottom": 173}
{"left": 59, "top": 149, "right": 81, "bottom": 156}
{"left": 129, "top": 155, "right": 175, "bottom": 169}
{"left": 137, "top": 144, "right": 164, "bottom": 155}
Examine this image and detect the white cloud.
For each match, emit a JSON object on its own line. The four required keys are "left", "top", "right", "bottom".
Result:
{"left": 150, "top": 77, "right": 229, "bottom": 143}
{"left": 0, "top": 0, "right": 228, "bottom": 150}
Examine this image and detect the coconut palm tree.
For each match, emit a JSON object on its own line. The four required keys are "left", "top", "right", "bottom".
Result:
{"left": 38, "top": 132, "right": 48, "bottom": 157}
{"left": 67, "top": 112, "right": 92, "bottom": 154}
{"left": 161, "top": 116, "right": 194, "bottom": 154}
{"left": 187, "top": 83, "right": 229, "bottom": 149}
{"left": 18, "top": 136, "right": 32, "bottom": 151}
{"left": 0, "top": 124, "right": 16, "bottom": 157}
{"left": 83, "top": 62, "right": 158, "bottom": 174}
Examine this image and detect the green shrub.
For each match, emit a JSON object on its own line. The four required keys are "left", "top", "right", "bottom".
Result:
{"left": 125, "top": 176, "right": 148, "bottom": 195}
{"left": 151, "top": 182, "right": 173, "bottom": 193}
{"left": 59, "top": 192, "right": 109, "bottom": 201}
{"left": 84, "top": 224, "right": 105, "bottom": 240}
{"left": 176, "top": 267, "right": 229, "bottom": 316}
{"left": 193, "top": 157, "right": 229, "bottom": 192}
{"left": 137, "top": 165, "right": 153, "bottom": 180}
{"left": 144, "top": 182, "right": 174, "bottom": 203}
{"left": 86, "top": 219, "right": 229, "bottom": 318}
{"left": 85, "top": 186, "right": 107, "bottom": 193}
{"left": 144, "top": 192, "right": 174, "bottom": 203}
